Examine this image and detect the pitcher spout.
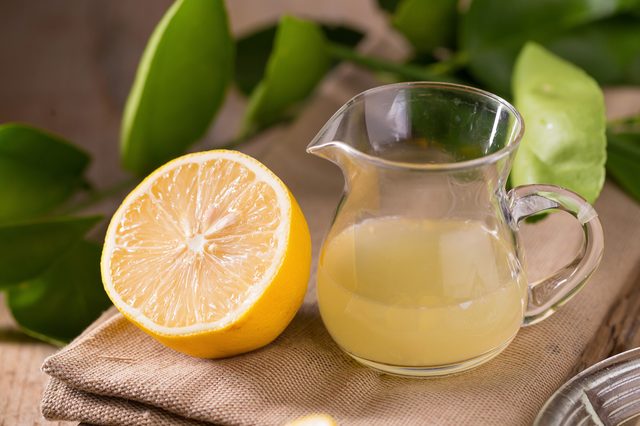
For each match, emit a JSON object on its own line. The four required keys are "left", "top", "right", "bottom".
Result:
{"left": 306, "top": 140, "right": 352, "bottom": 165}
{"left": 306, "top": 98, "right": 363, "bottom": 169}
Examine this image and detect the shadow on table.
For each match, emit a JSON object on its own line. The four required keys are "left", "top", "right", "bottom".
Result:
{"left": 0, "top": 326, "right": 43, "bottom": 344}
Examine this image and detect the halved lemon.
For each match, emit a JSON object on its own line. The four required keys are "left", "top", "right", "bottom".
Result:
{"left": 101, "top": 150, "right": 311, "bottom": 358}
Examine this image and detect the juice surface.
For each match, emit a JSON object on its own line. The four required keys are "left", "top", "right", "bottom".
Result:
{"left": 317, "top": 217, "right": 527, "bottom": 367}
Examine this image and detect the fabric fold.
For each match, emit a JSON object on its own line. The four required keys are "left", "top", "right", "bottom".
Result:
{"left": 42, "top": 377, "right": 208, "bottom": 426}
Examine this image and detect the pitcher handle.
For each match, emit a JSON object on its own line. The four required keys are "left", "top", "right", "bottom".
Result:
{"left": 507, "top": 184, "right": 604, "bottom": 326}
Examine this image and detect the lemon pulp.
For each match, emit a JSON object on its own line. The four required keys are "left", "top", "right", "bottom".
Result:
{"left": 101, "top": 150, "right": 311, "bottom": 358}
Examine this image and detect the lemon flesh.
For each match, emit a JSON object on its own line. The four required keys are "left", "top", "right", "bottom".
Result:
{"left": 101, "top": 150, "right": 311, "bottom": 358}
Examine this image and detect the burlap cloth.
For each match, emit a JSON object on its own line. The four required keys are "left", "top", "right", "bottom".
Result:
{"left": 41, "top": 75, "right": 640, "bottom": 425}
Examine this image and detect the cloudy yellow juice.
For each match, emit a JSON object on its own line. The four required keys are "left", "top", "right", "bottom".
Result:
{"left": 317, "top": 217, "right": 527, "bottom": 368}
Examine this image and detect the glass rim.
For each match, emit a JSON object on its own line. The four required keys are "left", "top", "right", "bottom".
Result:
{"left": 307, "top": 81, "right": 525, "bottom": 171}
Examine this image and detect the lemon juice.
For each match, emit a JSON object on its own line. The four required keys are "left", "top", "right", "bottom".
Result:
{"left": 317, "top": 217, "right": 527, "bottom": 368}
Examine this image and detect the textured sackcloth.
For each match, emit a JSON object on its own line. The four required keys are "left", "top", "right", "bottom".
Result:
{"left": 41, "top": 72, "right": 640, "bottom": 425}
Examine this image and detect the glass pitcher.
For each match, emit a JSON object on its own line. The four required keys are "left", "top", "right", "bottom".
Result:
{"left": 307, "top": 82, "right": 604, "bottom": 377}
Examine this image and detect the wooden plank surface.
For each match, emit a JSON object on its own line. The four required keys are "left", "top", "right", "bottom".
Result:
{"left": 0, "top": 295, "right": 69, "bottom": 426}
{"left": 572, "top": 264, "right": 640, "bottom": 375}
{"left": 0, "top": 1, "right": 639, "bottom": 425}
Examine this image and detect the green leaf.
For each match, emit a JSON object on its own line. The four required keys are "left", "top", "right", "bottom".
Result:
{"left": 235, "top": 26, "right": 277, "bottom": 96}
{"left": 392, "top": 0, "right": 457, "bottom": 53}
{"left": 0, "top": 124, "right": 89, "bottom": 223}
{"left": 606, "top": 131, "right": 640, "bottom": 201}
{"left": 321, "top": 25, "right": 365, "bottom": 49}
{"left": 121, "top": 0, "right": 234, "bottom": 175}
{"left": 377, "top": 0, "right": 402, "bottom": 13}
{"left": 545, "top": 16, "right": 640, "bottom": 86}
{"left": 0, "top": 215, "right": 101, "bottom": 286}
{"left": 461, "top": 0, "right": 638, "bottom": 95}
{"left": 7, "top": 241, "right": 111, "bottom": 345}
{"left": 241, "top": 16, "right": 331, "bottom": 135}
{"left": 511, "top": 43, "right": 606, "bottom": 204}
{"left": 235, "top": 24, "right": 362, "bottom": 97}
{"left": 608, "top": 114, "right": 640, "bottom": 134}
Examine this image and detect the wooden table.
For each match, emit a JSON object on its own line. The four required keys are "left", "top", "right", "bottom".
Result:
{"left": 1, "top": 1, "right": 639, "bottom": 424}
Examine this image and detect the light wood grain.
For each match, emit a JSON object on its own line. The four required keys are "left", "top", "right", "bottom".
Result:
{"left": 0, "top": 295, "right": 70, "bottom": 426}
{"left": 572, "top": 265, "right": 640, "bottom": 375}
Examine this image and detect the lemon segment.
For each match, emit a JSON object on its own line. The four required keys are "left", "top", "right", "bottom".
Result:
{"left": 101, "top": 150, "right": 311, "bottom": 358}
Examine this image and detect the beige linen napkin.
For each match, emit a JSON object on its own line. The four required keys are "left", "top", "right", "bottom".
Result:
{"left": 41, "top": 82, "right": 640, "bottom": 425}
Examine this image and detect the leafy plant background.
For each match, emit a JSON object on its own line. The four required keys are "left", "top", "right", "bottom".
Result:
{"left": 1, "top": 0, "right": 639, "bottom": 345}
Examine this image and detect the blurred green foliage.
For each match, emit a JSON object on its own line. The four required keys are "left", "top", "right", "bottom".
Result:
{"left": 7, "top": 241, "right": 110, "bottom": 345}
{"left": 461, "top": 0, "right": 640, "bottom": 96}
{"left": 0, "top": 124, "right": 89, "bottom": 222}
{"left": 607, "top": 117, "right": 640, "bottom": 200}
{"left": 241, "top": 16, "right": 331, "bottom": 135}
{"left": 392, "top": 0, "right": 458, "bottom": 53}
